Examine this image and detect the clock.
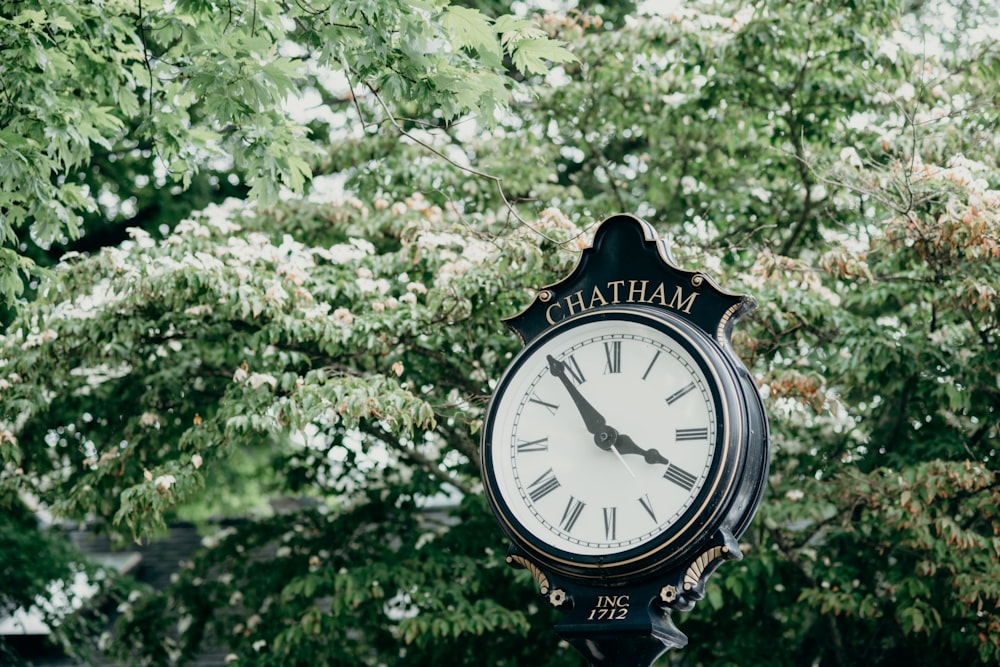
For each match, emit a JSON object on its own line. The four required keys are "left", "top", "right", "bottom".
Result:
{"left": 479, "top": 214, "right": 768, "bottom": 593}
{"left": 482, "top": 305, "right": 751, "bottom": 582}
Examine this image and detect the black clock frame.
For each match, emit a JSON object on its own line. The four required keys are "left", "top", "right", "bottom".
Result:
{"left": 481, "top": 305, "right": 755, "bottom": 583}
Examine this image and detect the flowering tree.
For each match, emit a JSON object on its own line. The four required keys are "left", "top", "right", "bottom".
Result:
{"left": 2, "top": 1, "right": 999, "bottom": 666}
{"left": 0, "top": 0, "right": 575, "bottom": 306}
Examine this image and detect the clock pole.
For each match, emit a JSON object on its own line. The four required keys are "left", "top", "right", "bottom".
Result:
{"left": 551, "top": 579, "right": 688, "bottom": 667}
{"left": 483, "top": 214, "right": 769, "bottom": 666}
{"left": 559, "top": 625, "right": 682, "bottom": 667}
{"left": 508, "top": 525, "right": 742, "bottom": 667}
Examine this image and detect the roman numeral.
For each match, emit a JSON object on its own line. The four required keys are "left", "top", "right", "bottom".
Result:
{"left": 529, "top": 394, "right": 559, "bottom": 415}
{"left": 663, "top": 464, "right": 697, "bottom": 491}
{"left": 665, "top": 382, "right": 696, "bottom": 405}
{"left": 560, "top": 496, "right": 586, "bottom": 532}
{"left": 516, "top": 437, "right": 549, "bottom": 453}
{"left": 642, "top": 350, "right": 661, "bottom": 380}
{"left": 527, "top": 468, "right": 561, "bottom": 502}
{"left": 603, "top": 506, "right": 617, "bottom": 540}
{"left": 564, "top": 354, "right": 586, "bottom": 385}
{"left": 603, "top": 341, "right": 621, "bottom": 374}
{"left": 638, "top": 494, "right": 657, "bottom": 522}
{"left": 676, "top": 427, "right": 708, "bottom": 441}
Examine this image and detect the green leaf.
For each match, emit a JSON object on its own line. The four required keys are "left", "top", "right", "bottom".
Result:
{"left": 12, "top": 9, "right": 45, "bottom": 26}
{"left": 510, "top": 37, "right": 576, "bottom": 76}
{"left": 442, "top": 6, "right": 502, "bottom": 67}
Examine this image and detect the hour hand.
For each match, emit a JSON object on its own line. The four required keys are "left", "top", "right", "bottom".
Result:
{"left": 616, "top": 433, "right": 670, "bottom": 466}
{"left": 547, "top": 355, "right": 606, "bottom": 434}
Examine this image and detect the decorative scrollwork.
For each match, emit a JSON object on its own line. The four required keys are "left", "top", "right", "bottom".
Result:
{"left": 690, "top": 273, "right": 705, "bottom": 288}
{"left": 683, "top": 545, "right": 730, "bottom": 591}
{"left": 538, "top": 289, "right": 554, "bottom": 303}
{"left": 717, "top": 302, "right": 743, "bottom": 345}
{"left": 506, "top": 554, "right": 550, "bottom": 596}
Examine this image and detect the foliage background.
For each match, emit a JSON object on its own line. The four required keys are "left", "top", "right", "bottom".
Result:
{"left": 1, "top": 0, "right": 998, "bottom": 666}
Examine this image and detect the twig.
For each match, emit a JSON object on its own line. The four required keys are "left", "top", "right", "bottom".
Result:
{"left": 359, "top": 422, "right": 474, "bottom": 496}
{"left": 339, "top": 60, "right": 590, "bottom": 247}
{"left": 137, "top": 0, "right": 154, "bottom": 115}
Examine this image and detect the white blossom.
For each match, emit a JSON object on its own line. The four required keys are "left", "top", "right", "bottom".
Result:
{"left": 332, "top": 308, "right": 354, "bottom": 326}
{"left": 894, "top": 82, "right": 916, "bottom": 101}
{"left": 172, "top": 218, "right": 212, "bottom": 239}
{"left": 462, "top": 239, "right": 491, "bottom": 264}
{"left": 416, "top": 231, "right": 464, "bottom": 250}
{"left": 876, "top": 37, "right": 900, "bottom": 63}
{"left": 126, "top": 227, "right": 156, "bottom": 249}
{"left": 0, "top": 428, "right": 16, "bottom": 447}
{"left": 200, "top": 198, "right": 246, "bottom": 233}
{"left": 185, "top": 251, "right": 226, "bottom": 273}
{"left": 247, "top": 373, "right": 278, "bottom": 389}
{"left": 661, "top": 92, "right": 688, "bottom": 107}
{"left": 731, "top": 6, "right": 755, "bottom": 29}
{"left": 154, "top": 474, "right": 176, "bottom": 492}
{"left": 300, "top": 302, "right": 332, "bottom": 320}
{"left": 839, "top": 147, "right": 864, "bottom": 169}
{"left": 436, "top": 259, "right": 473, "bottom": 285}
{"left": 264, "top": 280, "right": 289, "bottom": 304}
{"left": 47, "top": 278, "right": 122, "bottom": 321}
{"left": 20, "top": 329, "right": 58, "bottom": 349}
{"left": 538, "top": 207, "right": 573, "bottom": 230}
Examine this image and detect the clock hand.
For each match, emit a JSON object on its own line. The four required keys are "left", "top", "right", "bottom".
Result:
{"left": 546, "top": 355, "right": 669, "bottom": 467}
{"left": 546, "top": 355, "right": 637, "bottom": 477}
{"left": 608, "top": 444, "right": 637, "bottom": 478}
{"left": 546, "top": 355, "right": 606, "bottom": 434}
{"left": 615, "top": 433, "right": 670, "bottom": 466}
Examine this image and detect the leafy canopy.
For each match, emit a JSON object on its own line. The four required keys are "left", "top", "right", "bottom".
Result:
{"left": 1, "top": 1, "right": 999, "bottom": 666}
{"left": 0, "top": 0, "right": 573, "bottom": 306}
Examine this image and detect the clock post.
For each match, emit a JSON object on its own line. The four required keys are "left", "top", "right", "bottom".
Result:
{"left": 480, "top": 214, "right": 769, "bottom": 666}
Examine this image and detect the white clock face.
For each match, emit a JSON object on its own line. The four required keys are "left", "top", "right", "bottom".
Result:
{"left": 486, "top": 312, "right": 724, "bottom": 558}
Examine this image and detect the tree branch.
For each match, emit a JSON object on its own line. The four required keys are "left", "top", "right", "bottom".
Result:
{"left": 358, "top": 422, "right": 474, "bottom": 496}
{"left": 338, "top": 60, "right": 588, "bottom": 247}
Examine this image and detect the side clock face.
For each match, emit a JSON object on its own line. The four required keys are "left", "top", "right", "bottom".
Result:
{"left": 482, "top": 307, "right": 744, "bottom": 580}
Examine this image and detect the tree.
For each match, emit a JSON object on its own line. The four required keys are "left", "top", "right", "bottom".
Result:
{"left": 0, "top": 0, "right": 574, "bottom": 308}
{"left": 1, "top": 0, "right": 999, "bottom": 666}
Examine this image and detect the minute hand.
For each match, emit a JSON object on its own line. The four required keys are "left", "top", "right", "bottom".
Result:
{"left": 546, "top": 355, "right": 606, "bottom": 434}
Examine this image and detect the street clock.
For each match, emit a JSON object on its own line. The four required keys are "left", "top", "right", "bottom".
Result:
{"left": 480, "top": 214, "right": 769, "bottom": 666}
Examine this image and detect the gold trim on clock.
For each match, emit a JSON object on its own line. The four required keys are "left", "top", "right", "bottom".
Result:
{"left": 683, "top": 545, "right": 730, "bottom": 591}
{"left": 507, "top": 554, "right": 551, "bottom": 596}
